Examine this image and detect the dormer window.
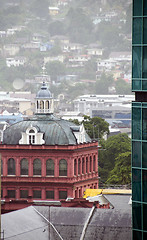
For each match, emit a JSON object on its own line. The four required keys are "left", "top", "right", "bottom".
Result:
{"left": 29, "top": 129, "right": 35, "bottom": 144}
{"left": 19, "top": 126, "right": 45, "bottom": 145}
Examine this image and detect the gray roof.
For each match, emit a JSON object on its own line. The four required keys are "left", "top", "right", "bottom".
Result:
{"left": 3, "top": 114, "right": 91, "bottom": 145}
{"left": 1, "top": 205, "right": 132, "bottom": 240}
{"left": 36, "top": 82, "right": 52, "bottom": 99}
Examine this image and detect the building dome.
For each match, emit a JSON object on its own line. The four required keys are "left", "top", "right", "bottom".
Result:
{"left": 36, "top": 82, "right": 52, "bottom": 99}
{"left": 3, "top": 114, "right": 91, "bottom": 145}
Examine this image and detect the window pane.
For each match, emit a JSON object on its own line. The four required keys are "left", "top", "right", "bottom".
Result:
{"left": 46, "top": 159, "right": 54, "bottom": 176}
{"left": 132, "top": 47, "right": 141, "bottom": 79}
{"left": 20, "top": 190, "right": 28, "bottom": 198}
{"left": 93, "top": 156, "right": 96, "bottom": 171}
{"left": 59, "top": 159, "right": 67, "bottom": 176}
{"left": 74, "top": 159, "right": 76, "bottom": 175}
{"left": 133, "top": 230, "right": 142, "bottom": 240}
{"left": 143, "top": 203, "right": 147, "bottom": 230}
{"left": 132, "top": 80, "right": 141, "bottom": 91}
{"left": 143, "top": 18, "right": 147, "bottom": 44}
{"left": 132, "top": 169, "right": 141, "bottom": 201}
{"left": 82, "top": 158, "right": 84, "bottom": 174}
{"left": 90, "top": 157, "right": 92, "bottom": 172}
{"left": 8, "top": 158, "right": 15, "bottom": 175}
{"left": 133, "top": 0, "right": 142, "bottom": 16}
{"left": 133, "top": 18, "right": 142, "bottom": 44}
{"left": 142, "top": 108, "right": 147, "bottom": 140}
{"left": 33, "top": 159, "right": 41, "bottom": 175}
{"left": 46, "top": 191, "right": 54, "bottom": 199}
{"left": 143, "top": 47, "right": 147, "bottom": 78}
{"left": 1, "top": 159, "right": 3, "bottom": 175}
{"left": 132, "top": 107, "right": 141, "bottom": 140}
{"left": 21, "top": 158, "right": 28, "bottom": 175}
{"left": 132, "top": 202, "right": 142, "bottom": 230}
{"left": 86, "top": 158, "right": 88, "bottom": 173}
{"left": 33, "top": 190, "right": 41, "bottom": 199}
{"left": 78, "top": 159, "right": 80, "bottom": 174}
{"left": 8, "top": 190, "right": 15, "bottom": 198}
{"left": 132, "top": 141, "right": 141, "bottom": 167}
{"left": 143, "top": 170, "right": 147, "bottom": 202}
{"left": 144, "top": 0, "right": 147, "bottom": 15}
{"left": 59, "top": 191, "right": 67, "bottom": 199}
{"left": 143, "top": 142, "right": 147, "bottom": 168}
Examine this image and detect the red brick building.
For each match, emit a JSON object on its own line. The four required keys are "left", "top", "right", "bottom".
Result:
{"left": 1, "top": 83, "right": 98, "bottom": 213}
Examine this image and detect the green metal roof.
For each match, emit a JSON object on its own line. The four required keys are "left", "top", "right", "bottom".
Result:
{"left": 3, "top": 114, "right": 91, "bottom": 145}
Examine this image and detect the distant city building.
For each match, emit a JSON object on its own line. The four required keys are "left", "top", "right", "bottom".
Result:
{"left": 74, "top": 94, "right": 134, "bottom": 118}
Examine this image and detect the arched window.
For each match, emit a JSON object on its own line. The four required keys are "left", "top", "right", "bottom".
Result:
{"left": 37, "top": 100, "right": 39, "bottom": 109}
{"left": 59, "top": 159, "right": 67, "bottom": 176}
{"left": 1, "top": 159, "right": 3, "bottom": 175}
{"left": 82, "top": 157, "right": 84, "bottom": 174}
{"left": 78, "top": 158, "right": 80, "bottom": 175}
{"left": 86, "top": 157, "right": 88, "bottom": 173}
{"left": 74, "top": 159, "right": 77, "bottom": 176}
{"left": 33, "top": 158, "right": 41, "bottom": 175}
{"left": 7, "top": 158, "right": 15, "bottom": 175}
{"left": 29, "top": 129, "right": 35, "bottom": 144}
{"left": 90, "top": 156, "right": 92, "bottom": 172}
{"left": 20, "top": 158, "right": 28, "bottom": 175}
{"left": 40, "top": 100, "right": 44, "bottom": 109}
{"left": 46, "top": 159, "right": 54, "bottom": 176}
{"left": 45, "top": 100, "right": 49, "bottom": 109}
{"left": 93, "top": 155, "right": 96, "bottom": 171}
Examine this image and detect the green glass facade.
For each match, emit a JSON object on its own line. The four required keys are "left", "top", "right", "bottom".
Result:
{"left": 132, "top": 1, "right": 147, "bottom": 239}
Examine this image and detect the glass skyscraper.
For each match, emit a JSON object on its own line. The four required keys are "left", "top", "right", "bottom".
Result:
{"left": 132, "top": 1, "right": 147, "bottom": 239}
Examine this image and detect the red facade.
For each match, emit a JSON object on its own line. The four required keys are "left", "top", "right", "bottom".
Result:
{"left": 1, "top": 142, "right": 98, "bottom": 213}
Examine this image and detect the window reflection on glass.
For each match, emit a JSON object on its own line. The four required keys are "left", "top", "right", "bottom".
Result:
{"left": 132, "top": 141, "right": 141, "bottom": 167}
{"left": 132, "top": 202, "right": 142, "bottom": 230}
{"left": 132, "top": 47, "right": 141, "bottom": 79}
{"left": 132, "top": 107, "right": 141, "bottom": 140}
{"left": 132, "top": 169, "right": 141, "bottom": 202}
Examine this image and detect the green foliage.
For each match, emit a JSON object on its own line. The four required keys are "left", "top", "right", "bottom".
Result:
{"left": 48, "top": 21, "right": 65, "bottom": 36}
{"left": 69, "top": 115, "right": 109, "bottom": 140}
{"left": 99, "top": 133, "right": 131, "bottom": 184}
{"left": 106, "top": 151, "right": 131, "bottom": 185}
{"left": 115, "top": 78, "right": 131, "bottom": 94}
{"left": 46, "top": 61, "right": 66, "bottom": 81}
{"left": 65, "top": 7, "right": 94, "bottom": 44}
{"left": 82, "top": 115, "right": 109, "bottom": 139}
{"left": 95, "top": 72, "right": 114, "bottom": 94}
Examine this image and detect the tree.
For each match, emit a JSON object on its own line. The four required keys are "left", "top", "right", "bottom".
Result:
{"left": 98, "top": 133, "right": 131, "bottom": 185}
{"left": 95, "top": 72, "right": 114, "bottom": 94}
{"left": 115, "top": 78, "right": 131, "bottom": 94}
{"left": 69, "top": 115, "right": 109, "bottom": 140}
{"left": 46, "top": 61, "right": 66, "bottom": 81}
{"left": 106, "top": 151, "right": 131, "bottom": 185}
{"left": 65, "top": 7, "right": 94, "bottom": 44}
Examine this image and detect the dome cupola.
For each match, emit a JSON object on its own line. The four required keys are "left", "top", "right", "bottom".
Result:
{"left": 36, "top": 82, "right": 54, "bottom": 114}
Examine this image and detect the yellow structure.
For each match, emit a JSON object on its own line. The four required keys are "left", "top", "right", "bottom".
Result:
{"left": 83, "top": 189, "right": 132, "bottom": 198}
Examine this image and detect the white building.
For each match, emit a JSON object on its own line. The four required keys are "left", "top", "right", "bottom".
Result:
{"left": 6, "top": 57, "right": 27, "bottom": 67}
{"left": 73, "top": 94, "right": 135, "bottom": 117}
